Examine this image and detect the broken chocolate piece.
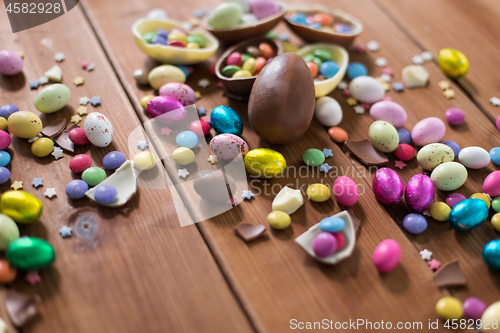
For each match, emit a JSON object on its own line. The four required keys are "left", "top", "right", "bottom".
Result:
{"left": 5, "top": 290, "right": 41, "bottom": 327}
{"left": 55, "top": 125, "right": 78, "bottom": 153}
{"left": 235, "top": 222, "right": 266, "bottom": 242}
{"left": 345, "top": 139, "right": 389, "bottom": 166}
{"left": 433, "top": 260, "right": 466, "bottom": 287}
{"left": 347, "top": 208, "right": 361, "bottom": 235}
{"left": 41, "top": 118, "right": 67, "bottom": 138}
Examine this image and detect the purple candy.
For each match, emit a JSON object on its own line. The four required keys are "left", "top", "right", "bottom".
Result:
{"left": 405, "top": 174, "right": 435, "bottom": 212}
{"left": 445, "top": 193, "right": 466, "bottom": 208}
{"left": 463, "top": 297, "right": 487, "bottom": 320}
{"left": 103, "top": 151, "right": 126, "bottom": 170}
{"left": 94, "top": 185, "right": 118, "bottom": 205}
{"left": 151, "top": 36, "right": 167, "bottom": 45}
{"left": 66, "top": 179, "right": 89, "bottom": 199}
{"left": 170, "top": 28, "right": 188, "bottom": 35}
{"left": 0, "top": 104, "right": 19, "bottom": 119}
{"left": 335, "top": 24, "right": 353, "bottom": 33}
{"left": 312, "top": 232, "right": 337, "bottom": 258}
{"left": 445, "top": 108, "right": 465, "bottom": 126}
{"left": 397, "top": 128, "right": 412, "bottom": 144}
{"left": 156, "top": 28, "right": 169, "bottom": 39}
{"left": 146, "top": 96, "right": 187, "bottom": 125}
{"left": 372, "top": 168, "right": 404, "bottom": 205}
{"left": 250, "top": 0, "right": 280, "bottom": 20}
{"left": 0, "top": 166, "right": 9, "bottom": 184}
{"left": 443, "top": 140, "right": 460, "bottom": 157}
{"left": 402, "top": 213, "right": 427, "bottom": 234}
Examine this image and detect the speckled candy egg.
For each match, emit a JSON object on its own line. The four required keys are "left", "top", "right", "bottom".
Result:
{"left": 372, "top": 168, "right": 404, "bottom": 205}
{"left": 483, "top": 240, "right": 500, "bottom": 271}
{"left": 210, "top": 134, "right": 249, "bottom": 161}
{"left": 0, "top": 50, "right": 23, "bottom": 75}
{"left": 8, "top": 111, "right": 42, "bottom": 139}
{"left": 333, "top": 176, "right": 358, "bottom": 206}
{"left": 148, "top": 65, "right": 186, "bottom": 90}
{"left": 159, "top": 82, "right": 196, "bottom": 107}
{"left": 369, "top": 101, "right": 407, "bottom": 127}
{"left": 368, "top": 120, "right": 399, "bottom": 153}
{"left": 210, "top": 105, "right": 243, "bottom": 136}
{"left": 458, "top": 146, "right": 490, "bottom": 169}
{"left": 431, "top": 162, "right": 467, "bottom": 191}
{"left": 484, "top": 171, "right": 500, "bottom": 198}
{"left": 34, "top": 84, "right": 71, "bottom": 113}
{"left": 405, "top": 174, "right": 435, "bottom": 212}
{"left": 314, "top": 97, "right": 342, "bottom": 127}
{"left": 147, "top": 96, "right": 186, "bottom": 125}
{"left": 84, "top": 112, "right": 113, "bottom": 148}
{"left": 348, "top": 76, "right": 385, "bottom": 104}
{"left": 411, "top": 117, "right": 446, "bottom": 146}
{"left": 449, "top": 198, "right": 488, "bottom": 231}
{"left": 373, "top": 239, "right": 401, "bottom": 273}
{"left": 416, "top": 143, "right": 455, "bottom": 171}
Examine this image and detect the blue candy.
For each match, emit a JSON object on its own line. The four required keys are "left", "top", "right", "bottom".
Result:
{"left": 319, "top": 216, "right": 345, "bottom": 233}
{"left": 0, "top": 151, "right": 10, "bottom": 167}
{"left": 402, "top": 213, "right": 427, "bottom": 234}
{"left": 210, "top": 106, "right": 243, "bottom": 136}
{"left": 443, "top": 141, "right": 460, "bottom": 157}
{"left": 335, "top": 24, "right": 353, "bottom": 33}
{"left": 490, "top": 147, "right": 500, "bottom": 165}
{"left": 176, "top": 131, "right": 198, "bottom": 149}
{"left": 156, "top": 28, "right": 169, "bottom": 39}
{"left": 449, "top": 198, "right": 488, "bottom": 231}
{"left": 0, "top": 167, "right": 9, "bottom": 184}
{"left": 151, "top": 36, "right": 167, "bottom": 45}
{"left": 319, "top": 61, "right": 340, "bottom": 79}
{"left": 94, "top": 185, "right": 118, "bottom": 205}
{"left": 175, "top": 65, "right": 190, "bottom": 78}
{"left": 308, "top": 23, "right": 322, "bottom": 30}
{"left": 483, "top": 239, "right": 500, "bottom": 270}
{"left": 66, "top": 179, "right": 89, "bottom": 199}
{"left": 103, "top": 151, "right": 126, "bottom": 170}
{"left": 346, "top": 62, "right": 368, "bottom": 80}
{"left": 0, "top": 104, "right": 18, "bottom": 119}
{"left": 397, "top": 129, "right": 412, "bottom": 144}
{"left": 289, "top": 13, "right": 307, "bottom": 25}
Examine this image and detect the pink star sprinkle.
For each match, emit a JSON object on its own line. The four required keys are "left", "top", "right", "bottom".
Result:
{"left": 354, "top": 44, "right": 366, "bottom": 53}
{"left": 25, "top": 271, "right": 41, "bottom": 285}
{"left": 382, "top": 96, "right": 393, "bottom": 101}
{"left": 160, "top": 127, "right": 172, "bottom": 136}
{"left": 216, "top": 81, "right": 224, "bottom": 88}
{"left": 428, "top": 259, "right": 441, "bottom": 271}
{"left": 81, "top": 61, "right": 91, "bottom": 69}
{"left": 395, "top": 160, "right": 406, "bottom": 169}
{"left": 343, "top": 89, "right": 351, "bottom": 97}
{"left": 360, "top": 103, "right": 371, "bottom": 109}
{"left": 382, "top": 67, "right": 394, "bottom": 75}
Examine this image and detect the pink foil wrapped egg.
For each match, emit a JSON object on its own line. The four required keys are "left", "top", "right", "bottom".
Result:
{"left": 159, "top": 82, "right": 197, "bottom": 107}
{"left": 373, "top": 239, "right": 401, "bottom": 273}
{"left": 484, "top": 171, "right": 500, "bottom": 198}
{"left": 210, "top": 134, "right": 249, "bottom": 161}
{"left": 372, "top": 168, "right": 404, "bottom": 205}
{"left": 405, "top": 174, "right": 435, "bottom": 212}
{"left": 147, "top": 96, "right": 187, "bottom": 125}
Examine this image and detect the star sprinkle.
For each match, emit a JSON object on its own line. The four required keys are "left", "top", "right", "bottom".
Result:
{"left": 444, "top": 89, "right": 455, "bottom": 99}
{"left": 337, "top": 81, "right": 348, "bottom": 90}
{"left": 377, "top": 80, "right": 391, "bottom": 92}
{"left": 490, "top": 97, "right": 500, "bottom": 106}
{"left": 160, "top": 127, "right": 172, "bottom": 136}
{"left": 367, "top": 40, "right": 380, "bottom": 52}
{"left": 279, "top": 33, "right": 289, "bottom": 42}
{"left": 11, "top": 181, "right": 23, "bottom": 190}
{"left": 38, "top": 76, "right": 49, "bottom": 85}
{"left": 242, "top": 190, "right": 254, "bottom": 200}
{"left": 79, "top": 96, "right": 90, "bottom": 105}
{"left": 423, "top": 209, "right": 431, "bottom": 217}
{"left": 412, "top": 54, "right": 423, "bottom": 65}
{"left": 59, "top": 225, "right": 72, "bottom": 238}
{"left": 322, "top": 148, "right": 333, "bottom": 158}
{"left": 198, "top": 78, "right": 210, "bottom": 88}
{"left": 342, "top": 89, "right": 351, "bottom": 97}
{"left": 32, "top": 178, "right": 43, "bottom": 188}
{"left": 207, "top": 154, "right": 218, "bottom": 164}
{"left": 70, "top": 115, "right": 82, "bottom": 124}
{"left": 73, "top": 76, "right": 84, "bottom": 86}
{"left": 197, "top": 107, "right": 207, "bottom": 116}
{"left": 392, "top": 82, "right": 404, "bottom": 92}
{"left": 81, "top": 60, "right": 91, "bottom": 69}
{"left": 353, "top": 105, "right": 365, "bottom": 114}
{"left": 438, "top": 80, "right": 451, "bottom": 90}
{"left": 422, "top": 51, "right": 433, "bottom": 62}
{"left": 346, "top": 97, "right": 358, "bottom": 106}
{"left": 319, "top": 163, "right": 332, "bottom": 173}
{"left": 380, "top": 74, "right": 392, "bottom": 82}
{"left": 428, "top": 259, "right": 441, "bottom": 271}
{"left": 87, "top": 62, "right": 95, "bottom": 71}
{"left": 29, "top": 80, "right": 39, "bottom": 89}
{"left": 54, "top": 52, "right": 65, "bottom": 62}
{"left": 195, "top": 91, "right": 202, "bottom": 99}
{"left": 178, "top": 168, "right": 190, "bottom": 178}
{"left": 381, "top": 67, "right": 394, "bottom": 75}
{"left": 25, "top": 271, "right": 41, "bottom": 286}
{"left": 395, "top": 160, "right": 406, "bottom": 169}
{"left": 44, "top": 188, "right": 57, "bottom": 198}
{"left": 28, "top": 136, "right": 39, "bottom": 143}
{"left": 17, "top": 50, "right": 24, "bottom": 58}
{"left": 90, "top": 96, "right": 101, "bottom": 106}
{"left": 51, "top": 149, "right": 64, "bottom": 160}
{"left": 354, "top": 44, "right": 366, "bottom": 53}
{"left": 77, "top": 106, "right": 87, "bottom": 116}
{"left": 420, "top": 249, "right": 433, "bottom": 260}
{"left": 375, "top": 57, "right": 387, "bottom": 67}
{"left": 137, "top": 140, "right": 148, "bottom": 150}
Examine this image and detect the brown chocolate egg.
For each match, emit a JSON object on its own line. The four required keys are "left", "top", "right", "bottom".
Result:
{"left": 248, "top": 53, "right": 315, "bottom": 144}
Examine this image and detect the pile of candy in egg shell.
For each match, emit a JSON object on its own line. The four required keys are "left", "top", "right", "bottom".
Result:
{"left": 142, "top": 28, "right": 207, "bottom": 49}
{"left": 288, "top": 11, "right": 354, "bottom": 33}
{"left": 301, "top": 48, "right": 340, "bottom": 81}
{"left": 208, "top": 0, "right": 281, "bottom": 30}
{"left": 221, "top": 42, "right": 275, "bottom": 78}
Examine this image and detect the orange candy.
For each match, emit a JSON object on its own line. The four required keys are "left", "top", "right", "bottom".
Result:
{"left": 306, "top": 61, "right": 318, "bottom": 78}
{"left": 255, "top": 57, "right": 267, "bottom": 74}
{"left": 259, "top": 42, "right": 275, "bottom": 59}
{"left": 328, "top": 127, "right": 348, "bottom": 143}
{"left": 0, "top": 259, "right": 17, "bottom": 283}
{"left": 312, "top": 13, "right": 334, "bottom": 27}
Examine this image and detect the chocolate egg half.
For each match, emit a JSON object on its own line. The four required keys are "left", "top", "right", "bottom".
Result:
{"left": 248, "top": 53, "right": 315, "bottom": 144}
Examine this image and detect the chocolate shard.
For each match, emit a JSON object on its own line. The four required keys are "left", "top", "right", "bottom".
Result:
{"left": 55, "top": 124, "right": 78, "bottom": 153}
{"left": 5, "top": 290, "right": 41, "bottom": 327}
{"left": 235, "top": 222, "right": 266, "bottom": 242}
{"left": 41, "top": 118, "right": 67, "bottom": 138}
{"left": 345, "top": 139, "right": 389, "bottom": 166}
{"left": 433, "top": 260, "right": 466, "bottom": 287}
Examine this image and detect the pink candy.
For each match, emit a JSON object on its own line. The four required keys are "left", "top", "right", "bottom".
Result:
{"left": 484, "top": 171, "right": 500, "bottom": 198}
{"left": 411, "top": 117, "right": 446, "bottom": 146}
{"left": 69, "top": 154, "right": 92, "bottom": 174}
{"left": 312, "top": 232, "right": 337, "bottom": 258}
{"left": 250, "top": 0, "right": 281, "bottom": 20}
{"left": 370, "top": 101, "right": 407, "bottom": 127}
{"left": 394, "top": 144, "right": 415, "bottom": 161}
{"left": 444, "top": 108, "right": 465, "bottom": 125}
{"left": 226, "top": 52, "right": 242, "bottom": 67}
{"left": 69, "top": 128, "right": 90, "bottom": 146}
{"left": 0, "top": 50, "right": 23, "bottom": 76}
{"left": 0, "top": 131, "right": 11, "bottom": 151}
{"left": 189, "top": 120, "right": 211, "bottom": 136}
{"left": 373, "top": 239, "right": 401, "bottom": 273}
{"left": 333, "top": 176, "right": 358, "bottom": 206}
{"left": 446, "top": 193, "right": 466, "bottom": 208}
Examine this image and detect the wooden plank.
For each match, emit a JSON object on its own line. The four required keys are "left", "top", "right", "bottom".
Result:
{"left": 0, "top": 6, "right": 252, "bottom": 333}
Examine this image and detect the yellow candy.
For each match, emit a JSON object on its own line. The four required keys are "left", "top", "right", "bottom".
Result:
{"left": 429, "top": 201, "right": 451, "bottom": 221}
{"left": 232, "top": 70, "right": 252, "bottom": 78}
{"left": 140, "top": 95, "right": 155, "bottom": 110}
{"left": 321, "top": 27, "right": 334, "bottom": 32}
{"left": 470, "top": 193, "right": 491, "bottom": 208}
{"left": 31, "top": 138, "right": 54, "bottom": 157}
{"left": 436, "top": 297, "right": 463, "bottom": 320}
{"left": 267, "top": 211, "right": 291, "bottom": 229}
{"left": 8, "top": 111, "right": 42, "bottom": 139}
{"left": 492, "top": 213, "right": 500, "bottom": 232}
{"left": 0, "top": 117, "right": 7, "bottom": 131}
{"left": 282, "top": 41, "right": 298, "bottom": 53}
{"left": 173, "top": 147, "right": 195, "bottom": 165}
{"left": 133, "top": 152, "right": 157, "bottom": 171}
{"left": 306, "top": 184, "right": 330, "bottom": 202}
{"left": 0, "top": 191, "right": 43, "bottom": 224}
{"left": 168, "top": 32, "right": 188, "bottom": 46}
{"left": 242, "top": 58, "right": 256, "bottom": 75}
{"left": 186, "top": 42, "right": 200, "bottom": 49}
{"left": 438, "top": 48, "right": 468, "bottom": 79}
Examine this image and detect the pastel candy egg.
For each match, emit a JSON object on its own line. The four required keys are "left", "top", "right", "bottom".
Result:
{"left": 210, "top": 106, "right": 243, "bottom": 136}
{"left": 314, "top": 96, "right": 342, "bottom": 127}
{"left": 133, "top": 152, "right": 157, "bottom": 171}
{"left": 103, "top": 151, "right": 126, "bottom": 170}
{"left": 444, "top": 107, "right": 465, "bottom": 125}
{"left": 446, "top": 193, "right": 466, "bottom": 208}
{"left": 411, "top": 117, "right": 445, "bottom": 146}
{"left": 8, "top": 111, "right": 42, "bottom": 139}
{"left": 368, "top": 120, "right": 399, "bottom": 153}
{"left": 159, "top": 82, "right": 196, "bottom": 107}
{"left": 458, "top": 146, "right": 490, "bottom": 169}
{"left": 31, "top": 137, "right": 54, "bottom": 158}
{"left": 484, "top": 171, "right": 500, "bottom": 197}
{"left": 333, "top": 233, "right": 345, "bottom": 250}
{"left": 493, "top": 198, "right": 500, "bottom": 213}
{"left": 69, "top": 154, "right": 92, "bottom": 173}
{"left": 369, "top": 101, "right": 407, "bottom": 127}
{"left": 481, "top": 301, "right": 500, "bottom": 331}
{"left": 438, "top": 48, "right": 468, "bottom": 79}
{"left": 416, "top": 143, "right": 455, "bottom": 171}
{"left": 0, "top": 50, "right": 23, "bottom": 75}
{"left": 319, "top": 216, "right": 345, "bottom": 233}
{"left": 449, "top": 198, "right": 488, "bottom": 231}
{"left": 173, "top": 147, "right": 195, "bottom": 165}
{"left": 210, "top": 133, "right": 249, "bottom": 161}
{"left": 147, "top": 96, "right": 186, "bottom": 125}
{"left": 333, "top": 176, "right": 358, "bottom": 206}
{"left": 463, "top": 297, "right": 487, "bottom": 321}
{"left": 484, "top": 240, "right": 500, "bottom": 271}
{"left": 348, "top": 76, "right": 385, "bottom": 104}
{"left": 372, "top": 239, "right": 401, "bottom": 273}
{"left": 402, "top": 213, "right": 427, "bottom": 234}
{"left": 244, "top": 148, "right": 286, "bottom": 178}
{"left": 306, "top": 184, "right": 330, "bottom": 202}
{"left": 232, "top": 70, "right": 252, "bottom": 78}
{"left": 0, "top": 214, "right": 19, "bottom": 251}
{"left": 312, "top": 232, "right": 337, "bottom": 258}
{"left": 0, "top": 104, "right": 18, "bottom": 119}
{"left": 84, "top": 112, "right": 113, "bottom": 147}
{"left": 176, "top": 131, "right": 198, "bottom": 149}
{"left": 492, "top": 213, "right": 500, "bottom": 231}
{"left": 148, "top": 65, "right": 186, "bottom": 90}
{"left": 431, "top": 162, "right": 467, "bottom": 191}
{"left": 0, "top": 190, "right": 43, "bottom": 224}
{"left": 34, "top": 84, "right": 71, "bottom": 113}
{"left": 0, "top": 131, "right": 12, "bottom": 150}
{"left": 65, "top": 179, "right": 89, "bottom": 199}
{"left": 436, "top": 297, "right": 463, "bottom": 320}
{"left": 429, "top": 202, "right": 451, "bottom": 221}
{"left": 68, "top": 127, "right": 89, "bottom": 145}
{"left": 250, "top": 0, "right": 280, "bottom": 20}
{"left": 372, "top": 168, "right": 404, "bottom": 205}
{"left": 6, "top": 237, "right": 55, "bottom": 271}
{"left": 209, "top": 2, "right": 243, "bottom": 29}
{"left": 394, "top": 144, "right": 415, "bottom": 161}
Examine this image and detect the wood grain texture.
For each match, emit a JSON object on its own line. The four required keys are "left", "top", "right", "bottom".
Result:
{"left": 0, "top": 5, "right": 251, "bottom": 333}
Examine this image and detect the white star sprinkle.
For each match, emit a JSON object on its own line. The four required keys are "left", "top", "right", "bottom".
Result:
{"left": 38, "top": 76, "right": 49, "bottom": 85}
{"left": 44, "top": 188, "right": 57, "bottom": 198}
{"left": 178, "top": 168, "right": 190, "bottom": 178}
{"left": 367, "top": 40, "right": 380, "bottom": 52}
{"left": 353, "top": 105, "right": 365, "bottom": 114}
{"left": 337, "top": 81, "right": 348, "bottom": 90}
{"left": 87, "top": 63, "right": 95, "bottom": 71}
{"left": 198, "top": 78, "right": 210, "bottom": 88}
{"left": 54, "top": 52, "right": 65, "bottom": 62}
{"left": 28, "top": 136, "right": 40, "bottom": 143}
{"left": 79, "top": 96, "right": 90, "bottom": 105}
{"left": 137, "top": 140, "right": 148, "bottom": 150}
{"left": 491, "top": 97, "right": 500, "bottom": 106}
{"left": 207, "top": 154, "right": 218, "bottom": 164}
{"left": 380, "top": 74, "right": 392, "bottom": 82}
{"left": 51, "top": 149, "right": 64, "bottom": 160}
{"left": 421, "top": 51, "right": 433, "bottom": 62}
{"left": 375, "top": 57, "right": 387, "bottom": 67}
{"left": 242, "top": 190, "right": 254, "bottom": 200}
{"left": 423, "top": 210, "right": 431, "bottom": 217}
{"left": 412, "top": 54, "right": 423, "bottom": 65}
{"left": 420, "top": 249, "right": 433, "bottom": 260}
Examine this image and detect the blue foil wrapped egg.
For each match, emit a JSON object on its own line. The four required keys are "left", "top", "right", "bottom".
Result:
{"left": 449, "top": 198, "right": 488, "bottom": 231}
{"left": 483, "top": 240, "right": 500, "bottom": 270}
{"left": 210, "top": 106, "right": 243, "bottom": 136}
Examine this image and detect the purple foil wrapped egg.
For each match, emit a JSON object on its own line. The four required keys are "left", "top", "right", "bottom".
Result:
{"left": 159, "top": 82, "right": 196, "bottom": 107}
{"left": 147, "top": 96, "right": 187, "bottom": 125}
{"left": 405, "top": 174, "right": 435, "bottom": 212}
{"left": 372, "top": 168, "right": 404, "bottom": 205}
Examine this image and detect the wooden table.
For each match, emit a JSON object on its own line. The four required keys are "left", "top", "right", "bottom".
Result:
{"left": 0, "top": 0, "right": 499, "bottom": 331}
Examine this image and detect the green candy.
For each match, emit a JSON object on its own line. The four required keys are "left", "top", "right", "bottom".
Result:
{"left": 312, "top": 57, "right": 324, "bottom": 67}
{"left": 313, "top": 49, "right": 332, "bottom": 61}
{"left": 493, "top": 197, "right": 500, "bottom": 213}
{"left": 240, "top": 53, "right": 252, "bottom": 63}
{"left": 302, "top": 149, "right": 325, "bottom": 167}
{"left": 187, "top": 34, "right": 205, "bottom": 47}
{"left": 209, "top": 3, "right": 243, "bottom": 30}
{"left": 0, "top": 214, "right": 19, "bottom": 251}
{"left": 82, "top": 167, "right": 106, "bottom": 186}
{"left": 143, "top": 32, "right": 157, "bottom": 44}
{"left": 7, "top": 237, "right": 55, "bottom": 270}
{"left": 267, "top": 31, "right": 279, "bottom": 39}
{"left": 303, "top": 54, "right": 315, "bottom": 63}
{"left": 221, "top": 65, "right": 242, "bottom": 78}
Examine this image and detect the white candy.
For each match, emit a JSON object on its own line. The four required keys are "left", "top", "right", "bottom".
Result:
{"left": 314, "top": 96, "right": 342, "bottom": 127}
{"left": 402, "top": 65, "right": 429, "bottom": 88}
{"left": 458, "top": 146, "right": 490, "bottom": 169}
{"left": 84, "top": 112, "right": 114, "bottom": 148}
{"left": 272, "top": 186, "right": 303, "bottom": 214}
{"left": 348, "top": 76, "right": 385, "bottom": 104}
